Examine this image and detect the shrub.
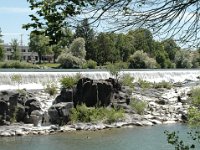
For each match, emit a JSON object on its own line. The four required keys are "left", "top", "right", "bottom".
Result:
{"left": 128, "top": 50, "right": 157, "bottom": 69}
{"left": 60, "top": 76, "right": 77, "bottom": 89}
{"left": 120, "top": 73, "right": 134, "bottom": 88}
{"left": 11, "top": 74, "right": 22, "bottom": 89}
{"left": 190, "top": 87, "right": 200, "bottom": 107}
{"left": 44, "top": 82, "right": 58, "bottom": 96}
{"left": 57, "top": 53, "right": 84, "bottom": 69}
{"left": 105, "top": 108, "right": 124, "bottom": 124}
{"left": 153, "top": 81, "right": 172, "bottom": 89}
{"left": 106, "top": 62, "right": 122, "bottom": 80}
{"left": 138, "top": 79, "right": 152, "bottom": 89}
{"left": 82, "top": 59, "right": 97, "bottom": 69}
{"left": 0, "top": 61, "right": 38, "bottom": 69}
{"left": 70, "top": 104, "right": 124, "bottom": 124}
{"left": 131, "top": 98, "right": 147, "bottom": 115}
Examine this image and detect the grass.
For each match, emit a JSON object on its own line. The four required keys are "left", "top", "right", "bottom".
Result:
{"left": 138, "top": 79, "right": 152, "bottom": 89}
{"left": 190, "top": 87, "right": 200, "bottom": 107}
{"left": 38, "top": 63, "right": 60, "bottom": 68}
{"left": 120, "top": 73, "right": 134, "bottom": 88}
{"left": 70, "top": 104, "right": 124, "bottom": 124}
{"left": 131, "top": 98, "right": 147, "bottom": 115}
{"left": 153, "top": 81, "right": 173, "bottom": 89}
{"left": 44, "top": 82, "right": 58, "bottom": 96}
{"left": 0, "top": 61, "right": 38, "bottom": 69}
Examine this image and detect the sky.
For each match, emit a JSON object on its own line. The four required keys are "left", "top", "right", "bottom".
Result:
{"left": 0, "top": 0, "right": 32, "bottom": 45}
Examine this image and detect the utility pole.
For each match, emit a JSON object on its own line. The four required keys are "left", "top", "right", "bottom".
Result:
{"left": 20, "top": 34, "right": 23, "bottom": 46}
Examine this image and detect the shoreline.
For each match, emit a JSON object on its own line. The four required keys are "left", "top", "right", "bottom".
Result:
{"left": 0, "top": 118, "right": 184, "bottom": 137}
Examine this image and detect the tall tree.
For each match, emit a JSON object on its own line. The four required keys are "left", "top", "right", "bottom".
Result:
{"left": 128, "top": 28, "right": 154, "bottom": 54}
{"left": 70, "top": 37, "right": 86, "bottom": 59}
{"left": 23, "top": 0, "right": 96, "bottom": 45}
{"left": 95, "top": 33, "right": 119, "bottom": 65}
{"left": 10, "top": 39, "right": 21, "bottom": 60}
{"left": 162, "top": 39, "right": 180, "bottom": 62}
{"left": 115, "top": 33, "right": 134, "bottom": 62}
{"left": 29, "top": 33, "right": 51, "bottom": 64}
{"left": 74, "top": 18, "right": 96, "bottom": 60}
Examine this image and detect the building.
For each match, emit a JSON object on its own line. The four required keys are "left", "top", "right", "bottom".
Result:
{"left": 3, "top": 44, "right": 53, "bottom": 63}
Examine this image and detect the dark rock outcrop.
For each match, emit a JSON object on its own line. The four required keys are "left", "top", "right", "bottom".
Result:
{"left": 74, "top": 78, "right": 113, "bottom": 107}
{"left": 0, "top": 90, "right": 42, "bottom": 125}
{"left": 48, "top": 102, "right": 73, "bottom": 125}
{"left": 54, "top": 88, "right": 74, "bottom": 104}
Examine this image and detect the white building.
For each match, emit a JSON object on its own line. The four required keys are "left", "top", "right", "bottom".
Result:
{"left": 3, "top": 45, "right": 53, "bottom": 63}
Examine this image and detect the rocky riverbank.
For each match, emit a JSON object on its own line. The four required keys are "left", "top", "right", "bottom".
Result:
{"left": 0, "top": 78, "right": 199, "bottom": 137}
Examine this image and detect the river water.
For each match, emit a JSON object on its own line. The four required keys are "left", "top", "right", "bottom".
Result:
{"left": 0, "top": 124, "right": 199, "bottom": 150}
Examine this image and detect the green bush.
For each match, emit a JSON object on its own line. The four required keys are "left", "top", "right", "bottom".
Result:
{"left": 70, "top": 104, "right": 124, "bottom": 124}
{"left": 106, "top": 62, "right": 122, "bottom": 80}
{"left": 138, "top": 79, "right": 152, "bottom": 89}
{"left": 11, "top": 74, "right": 22, "bottom": 89}
{"left": 120, "top": 73, "right": 134, "bottom": 88}
{"left": 128, "top": 50, "right": 157, "bottom": 69}
{"left": 0, "top": 61, "right": 38, "bottom": 69}
{"left": 82, "top": 59, "right": 97, "bottom": 69}
{"left": 190, "top": 87, "right": 200, "bottom": 107}
{"left": 57, "top": 53, "right": 84, "bottom": 69}
{"left": 44, "top": 82, "right": 58, "bottom": 96}
{"left": 131, "top": 98, "right": 147, "bottom": 115}
{"left": 60, "top": 76, "right": 78, "bottom": 89}
{"left": 153, "top": 81, "right": 172, "bottom": 89}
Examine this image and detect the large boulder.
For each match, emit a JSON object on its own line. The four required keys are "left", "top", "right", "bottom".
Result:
{"left": 0, "top": 90, "right": 42, "bottom": 125}
{"left": 53, "top": 88, "right": 74, "bottom": 104}
{"left": 48, "top": 102, "right": 73, "bottom": 125}
{"left": 74, "top": 78, "right": 113, "bottom": 107}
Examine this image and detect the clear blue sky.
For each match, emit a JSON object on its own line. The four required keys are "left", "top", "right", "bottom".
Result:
{"left": 0, "top": 0, "right": 32, "bottom": 45}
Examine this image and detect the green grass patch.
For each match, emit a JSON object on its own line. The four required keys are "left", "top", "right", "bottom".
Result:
{"left": 131, "top": 98, "right": 147, "bottom": 115}
{"left": 38, "top": 63, "right": 60, "bottom": 68}
{"left": 190, "top": 87, "right": 200, "bottom": 107}
{"left": 153, "top": 81, "right": 173, "bottom": 89}
{"left": 120, "top": 73, "right": 134, "bottom": 88}
{"left": 138, "top": 79, "right": 152, "bottom": 89}
{"left": 60, "top": 74, "right": 82, "bottom": 89}
{"left": 70, "top": 104, "right": 124, "bottom": 124}
{"left": 44, "top": 82, "right": 58, "bottom": 96}
{"left": 0, "top": 61, "right": 38, "bottom": 69}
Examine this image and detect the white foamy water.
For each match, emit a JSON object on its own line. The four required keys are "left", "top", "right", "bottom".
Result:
{"left": 0, "top": 69, "right": 199, "bottom": 91}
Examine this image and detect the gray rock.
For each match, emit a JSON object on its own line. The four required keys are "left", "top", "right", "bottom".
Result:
{"left": 48, "top": 102, "right": 73, "bottom": 125}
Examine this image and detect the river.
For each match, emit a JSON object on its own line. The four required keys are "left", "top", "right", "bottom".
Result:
{"left": 0, "top": 124, "right": 199, "bottom": 150}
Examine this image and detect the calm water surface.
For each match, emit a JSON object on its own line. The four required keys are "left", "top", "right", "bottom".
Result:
{"left": 0, "top": 124, "right": 199, "bottom": 150}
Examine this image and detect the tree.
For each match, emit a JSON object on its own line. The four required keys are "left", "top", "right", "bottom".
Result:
{"left": 25, "top": 0, "right": 200, "bottom": 47}
{"left": 175, "top": 50, "right": 193, "bottom": 68}
{"left": 10, "top": 39, "right": 21, "bottom": 60}
{"left": 23, "top": 0, "right": 96, "bottom": 45}
{"left": 76, "top": 0, "right": 200, "bottom": 47}
{"left": 29, "top": 33, "right": 51, "bottom": 64}
{"left": 95, "top": 33, "right": 119, "bottom": 65}
{"left": 128, "top": 28, "right": 154, "bottom": 54}
{"left": 115, "top": 33, "right": 134, "bottom": 62}
{"left": 128, "top": 50, "right": 157, "bottom": 69}
{"left": 74, "top": 18, "right": 96, "bottom": 60}
{"left": 70, "top": 38, "right": 86, "bottom": 59}
{"left": 57, "top": 38, "right": 86, "bottom": 68}
{"left": 153, "top": 41, "right": 174, "bottom": 68}
{"left": 162, "top": 39, "right": 180, "bottom": 62}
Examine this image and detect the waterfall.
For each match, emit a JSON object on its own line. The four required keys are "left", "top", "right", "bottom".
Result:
{"left": 0, "top": 69, "right": 199, "bottom": 91}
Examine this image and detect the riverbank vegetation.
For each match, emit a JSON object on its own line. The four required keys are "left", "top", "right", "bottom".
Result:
{"left": 70, "top": 104, "right": 124, "bottom": 124}
{"left": 1, "top": 24, "right": 200, "bottom": 69}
